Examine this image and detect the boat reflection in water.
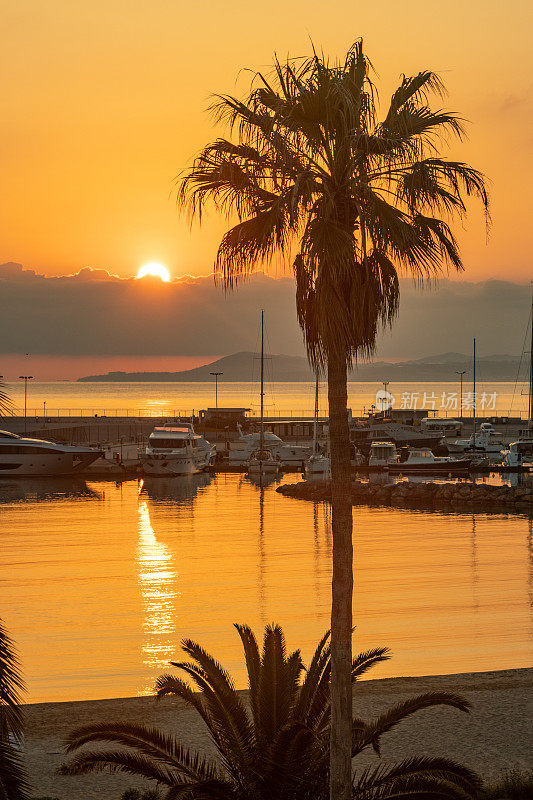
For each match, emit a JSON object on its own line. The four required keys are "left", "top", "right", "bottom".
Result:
{"left": 136, "top": 473, "right": 213, "bottom": 693}
{"left": 0, "top": 477, "right": 101, "bottom": 504}
{"left": 140, "top": 472, "right": 212, "bottom": 501}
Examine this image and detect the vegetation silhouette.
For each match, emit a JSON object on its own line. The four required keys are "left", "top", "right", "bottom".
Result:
{"left": 174, "top": 39, "right": 490, "bottom": 800}
{"left": 0, "top": 619, "right": 29, "bottom": 800}
{"left": 60, "top": 624, "right": 481, "bottom": 800}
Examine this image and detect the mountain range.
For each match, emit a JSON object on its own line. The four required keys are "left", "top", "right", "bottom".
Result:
{"left": 78, "top": 351, "right": 528, "bottom": 382}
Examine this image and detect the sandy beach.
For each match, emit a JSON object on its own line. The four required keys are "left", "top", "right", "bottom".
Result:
{"left": 24, "top": 667, "right": 532, "bottom": 799}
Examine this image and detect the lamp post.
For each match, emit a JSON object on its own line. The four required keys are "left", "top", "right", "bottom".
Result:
{"left": 209, "top": 371, "right": 223, "bottom": 409}
{"left": 381, "top": 380, "right": 390, "bottom": 417}
{"left": 456, "top": 370, "right": 467, "bottom": 423}
{"left": 19, "top": 375, "right": 33, "bottom": 434}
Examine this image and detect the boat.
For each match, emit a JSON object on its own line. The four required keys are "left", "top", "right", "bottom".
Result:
{"left": 350, "top": 418, "right": 443, "bottom": 454}
{"left": 246, "top": 311, "right": 282, "bottom": 476}
{"left": 229, "top": 428, "right": 310, "bottom": 468}
{"left": 0, "top": 430, "right": 102, "bottom": 477}
{"left": 447, "top": 341, "right": 504, "bottom": 459}
{"left": 448, "top": 422, "right": 504, "bottom": 456}
{"left": 368, "top": 441, "right": 399, "bottom": 467}
{"left": 141, "top": 424, "right": 215, "bottom": 476}
{"left": 503, "top": 289, "right": 533, "bottom": 469}
{"left": 420, "top": 418, "right": 462, "bottom": 437}
{"left": 388, "top": 448, "right": 472, "bottom": 475}
{"left": 304, "top": 373, "right": 331, "bottom": 480}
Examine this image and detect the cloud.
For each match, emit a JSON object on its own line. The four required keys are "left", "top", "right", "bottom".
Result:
{"left": 0, "top": 263, "right": 529, "bottom": 360}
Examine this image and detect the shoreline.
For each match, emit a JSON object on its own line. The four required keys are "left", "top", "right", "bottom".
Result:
{"left": 24, "top": 667, "right": 532, "bottom": 800}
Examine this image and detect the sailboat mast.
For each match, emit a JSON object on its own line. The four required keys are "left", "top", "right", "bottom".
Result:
{"left": 472, "top": 337, "right": 476, "bottom": 439}
{"left": 313, "top": 372, "right": 319, "bottom": 455}
{"left": 529, "top": 285, "right": 533, "bottom": 426}
{"left": 260, "top": 309, "right": 264, "bottom": 452}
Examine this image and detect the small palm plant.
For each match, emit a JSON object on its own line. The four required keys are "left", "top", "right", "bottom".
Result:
{"left": 61, "top": 624, "right": 481, "bottom": 800}
{"left": 0, "top": 619, "right": 30, "bottom": 800}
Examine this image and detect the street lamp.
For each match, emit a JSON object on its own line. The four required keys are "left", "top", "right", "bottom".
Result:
{"left": 19, "top": 375, "right": 33, "bottom": 434}
{"left": 209, "top": 371, "right": 223, "bottom": 409}
{"left": 381, "top": 380, "right": 390, "bottom": 417}
{"left": 456, "top": 370, "right": 467, "bottom": 423}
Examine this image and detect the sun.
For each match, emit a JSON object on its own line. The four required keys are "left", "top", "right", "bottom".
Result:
{"left": 137, "top": 262, "right": 171, "bottom": 282}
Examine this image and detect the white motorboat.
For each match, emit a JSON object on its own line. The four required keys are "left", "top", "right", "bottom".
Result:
{"left": 368, "top": 441, "right": 399, "bottom": 467}
{"left": 0, "top": 430, "right": 102, "bottom": 477}
{"left": 304, "top": 373, "right": 331, "bottom": 481}
{"left": 503, "top": 436, "right": 533, "bottom": 468}
{"left": 448, "top": 422, "right": 504, "bottom": 456}
{"left": 389, "top": 448, "right": 471, "bottom": 475}
{"left": 141, "top": 425, "right": 215, "bottom": 477}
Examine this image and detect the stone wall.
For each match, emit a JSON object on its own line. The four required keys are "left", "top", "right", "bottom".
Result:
{"left": 276, "top": 479, "right": 533, "bottom": 514}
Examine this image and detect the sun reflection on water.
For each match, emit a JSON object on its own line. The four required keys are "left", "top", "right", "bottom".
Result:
{"left": 136, "top": 499, "right": 179, "bottom": 694}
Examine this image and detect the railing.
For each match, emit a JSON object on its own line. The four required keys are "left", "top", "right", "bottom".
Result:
{"left": 13, "top": 408, "right": 332, "bottom": 420}
{"left": 6, "top": 407, "right": 531, "bottom": 422}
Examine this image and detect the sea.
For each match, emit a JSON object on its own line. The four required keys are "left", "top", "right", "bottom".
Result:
{"left": 0, "top": 381, "right": 532, "bottom": 703}
{"left": 2, "top": 379, "right": 531, "bottom": 418}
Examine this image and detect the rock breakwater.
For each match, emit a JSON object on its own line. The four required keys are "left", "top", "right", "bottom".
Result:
{"left": 276, "top": 478, "right": 533, "bottom": 514}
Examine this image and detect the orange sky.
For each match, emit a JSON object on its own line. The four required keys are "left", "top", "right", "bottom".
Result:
{"left": 1, "top": 0, "right": 532, "bottom": 282}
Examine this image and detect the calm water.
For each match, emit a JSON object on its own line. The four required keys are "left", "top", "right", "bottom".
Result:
{"left": 3, "top": 380, "right": 530, "bottom": 418}
{"left": 1, "top": 473, "right": 531, "bottom": 703}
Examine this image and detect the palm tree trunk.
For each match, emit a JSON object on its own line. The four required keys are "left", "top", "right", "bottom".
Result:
{"left": 327, "top": 347, "right": 353, "bottom": 800}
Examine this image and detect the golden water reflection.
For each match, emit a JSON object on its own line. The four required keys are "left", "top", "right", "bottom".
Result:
{"left": 136, "top": 499, "right": 178, "bottom": 693}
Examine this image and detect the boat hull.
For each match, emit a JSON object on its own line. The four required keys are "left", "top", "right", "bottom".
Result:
{"left": 388, "top": 459, "right": 472, "bottom": 475}
{"left": 141, "top": 454, "right": 211, "bottom": 477}
{"left": 0, "top": 451, "right": 101, "bottom": 477}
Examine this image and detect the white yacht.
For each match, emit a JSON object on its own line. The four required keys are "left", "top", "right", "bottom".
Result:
{"left": 0, "top": 430, "right": 102, "bottom": 477}
{"left": 447, "top": 422, "right": 504, "bottom": 457}
{"left": 141, "top": 425, "right": 215, "bottom": 477}
{"left": 368, "top": 441, "right": 399, "bottom": 467}
{"left": 388, "top": 448, "right": 472, "bottom": 475}
{"left": 230, "top": 429, "right": 311, "bottom": 468}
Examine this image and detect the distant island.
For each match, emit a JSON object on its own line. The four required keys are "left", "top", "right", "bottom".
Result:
{"left": 78, "top": 351, "right": 525, "bottom": 382}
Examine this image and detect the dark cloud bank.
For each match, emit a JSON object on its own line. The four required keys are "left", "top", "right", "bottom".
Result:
{"left": 0, "top": 262, "right": 529, "bottom": 360}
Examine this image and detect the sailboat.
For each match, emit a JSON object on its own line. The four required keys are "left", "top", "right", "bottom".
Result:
{"left": 504, "top": 286, "right": 533, "bottom": 468}
{"left": 304, "top": 373, "right": 331, "bottom": 480}
{"left": 246, "top": 311, "right": 281, "bottom": 476}
{"left": 448, "top": 338, "right": 503, "bottom": 459}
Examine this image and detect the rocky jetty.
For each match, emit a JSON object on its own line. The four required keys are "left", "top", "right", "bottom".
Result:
{"left": 276, "top": 478, "right": 533, "bottom": 514}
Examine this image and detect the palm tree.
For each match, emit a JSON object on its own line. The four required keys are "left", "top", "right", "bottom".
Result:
{"left": 174, "top": 40, "right": 489, "bottom": 800}
{"left": 0, "top": 619, "right": 29, "bottom": 800}
{"left": 61, "top": 624, "right": 481, "bottom": 800}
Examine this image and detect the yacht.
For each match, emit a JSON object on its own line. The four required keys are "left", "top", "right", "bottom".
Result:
{"left": 0, "top": 430, "right": 102, "bottom": 477}
{"left": 350, "top": 419, "right": 443, "bottom": 454}
{"left": 447, "top": 422, "right": 504, "bottom": 456}
{"left": 229, "top": 429, "right": 311, "bottom": 468}
{"left": 141, "top": 425, "right": 215, "bottom": 477}
{"left": 503, "top": 436, "right": 533, "bottom": 469}
{"left": 368, "top": 441, "right": 399, "bottom": 467}
{"left": 388, "top": 448, "right": 471, "bottom": 475}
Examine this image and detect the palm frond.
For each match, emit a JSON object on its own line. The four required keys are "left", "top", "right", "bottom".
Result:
{"left": 63, "top": 722, "right": 218, "bottom": 782}
{"left": 353, "top": 691, "right": 470, "bottom": 756}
